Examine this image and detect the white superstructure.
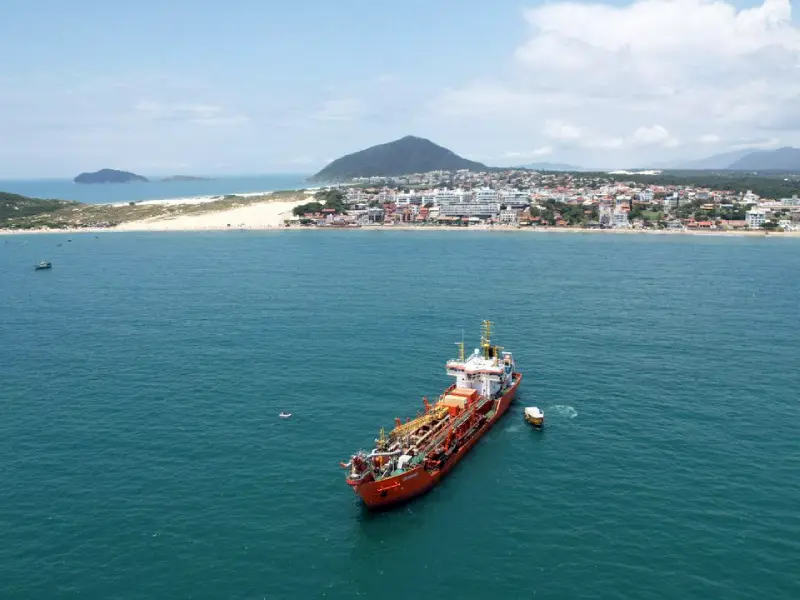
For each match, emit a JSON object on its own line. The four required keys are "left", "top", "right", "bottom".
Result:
{"left": 445, "top": 322, "right": 515, "bottom": 398}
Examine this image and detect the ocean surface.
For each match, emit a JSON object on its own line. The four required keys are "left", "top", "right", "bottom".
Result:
{"left": 0, "top": 174, "right": 312, "bottom": 204}
{"left": 2, "top": 231, "right": 799, "bottom": 599}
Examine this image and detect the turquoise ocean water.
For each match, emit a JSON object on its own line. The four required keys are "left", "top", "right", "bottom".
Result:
{"left": 2, "top": 231, "right": 799, "bottom": 599}
{"left": 0, "top": 174, "right": 311, "bottom": 204}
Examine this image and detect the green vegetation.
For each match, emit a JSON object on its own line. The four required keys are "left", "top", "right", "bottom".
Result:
{"left": 673, "top": 199, "right": 749, "bottom": 221}
{"left": 628, "top": 204, "right": 664, "bottom": 225}
{"left": 292, "top": 189, "right": 346, "bottom": 216}
{"left": 1, "top": 192, "right": 81, "bottom": 223}
{"left": 310, "top": 135, "right": 488, "bottom": 182}
{"left": 594, "top": 171, "right": 800, "bottom": 199}
{"left": 530, "top": 200, "right": 598, "bottom": 226}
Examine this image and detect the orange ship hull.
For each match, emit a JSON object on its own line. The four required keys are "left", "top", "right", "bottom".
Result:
{"left": 348, "top": 372, "right": 522, "bottom": 510}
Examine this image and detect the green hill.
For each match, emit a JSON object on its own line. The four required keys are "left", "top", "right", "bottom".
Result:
{"left": 0, "top": 192, "right": 80, "bottom": 223}
{"left": 310, "top": 135, "right": 488, "bottom": 182}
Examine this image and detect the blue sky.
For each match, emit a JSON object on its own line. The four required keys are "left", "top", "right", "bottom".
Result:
{"left": 2, "top": 0, "right": 799, "bottom": 177}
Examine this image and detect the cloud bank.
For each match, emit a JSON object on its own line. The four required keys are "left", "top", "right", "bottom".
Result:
{"left": 2, "top": 0, "right": 799, "bottom": 176}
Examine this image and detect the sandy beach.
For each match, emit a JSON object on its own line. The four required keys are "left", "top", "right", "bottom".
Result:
{"left": 2, "top": 198, "right": 799, "bottom": 237}
{"left": 0, "top": 196, "right": 309, "bottom": 235}
{"left": 113, "top": 199, "right": 303, "bottom": 231}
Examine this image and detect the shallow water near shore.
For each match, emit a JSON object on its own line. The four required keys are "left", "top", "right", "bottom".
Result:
{"left": 2, "top": 231, "right": 799, "bottom": 599}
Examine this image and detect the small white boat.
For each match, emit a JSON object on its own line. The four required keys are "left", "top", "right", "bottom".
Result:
{"left": 278, "top": 412, "right": 292, "bottom": 419}
{"left": 524, "top": 406, "right": 544, "bottom": 429}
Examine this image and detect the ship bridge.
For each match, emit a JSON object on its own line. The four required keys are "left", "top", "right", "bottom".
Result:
{"left": 445, "top": 321, "right": 515, "bottom": 398}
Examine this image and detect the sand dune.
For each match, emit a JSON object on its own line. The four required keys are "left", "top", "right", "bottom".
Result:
{"left": 114, "top": 200, "right": 305, "bottom": 231}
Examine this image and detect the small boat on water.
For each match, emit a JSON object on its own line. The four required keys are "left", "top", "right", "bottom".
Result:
{"left": 34, "top": 261, "right": 52, "bottom": 270}
{"left": 524, "top": 406, "right": 544, "bottom": 429}
{"left": 278, "top": 412, "right": 292, "bottom": 419}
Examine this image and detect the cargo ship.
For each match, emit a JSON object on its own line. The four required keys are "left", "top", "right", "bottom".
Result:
{"left": 340, "top": 321, "right": 521, "bottom": 509}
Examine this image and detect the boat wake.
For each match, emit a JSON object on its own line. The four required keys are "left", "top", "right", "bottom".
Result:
{"left": 549, "top": 405, "right": 578, "bottom": 419}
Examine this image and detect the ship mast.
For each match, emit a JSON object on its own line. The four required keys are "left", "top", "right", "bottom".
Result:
{"left": 481, "top": 320, "right": 493, "bottom": 359}
{"left": 455, "top": 328, "right": 465, "bottom": 362}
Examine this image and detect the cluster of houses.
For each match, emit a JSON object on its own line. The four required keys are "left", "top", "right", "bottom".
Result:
{"left": 286, "top": 169, "right": 800, "bottom": 231}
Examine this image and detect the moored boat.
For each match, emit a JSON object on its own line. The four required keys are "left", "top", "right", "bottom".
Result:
{"left": 340, "top": 320, "right": 522, "bottom": 510}
{"left": 524, "top": 406, "right": 544, "bottom": 429}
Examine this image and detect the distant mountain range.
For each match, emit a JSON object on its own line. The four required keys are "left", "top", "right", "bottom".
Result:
{"left": 667, "top": 147, "right": 800, "bottom": 171}
{"left": 309, "top": 136, "right": 488, "bottom": 182}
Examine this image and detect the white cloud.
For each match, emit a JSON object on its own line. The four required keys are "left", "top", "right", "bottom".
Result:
{"left": 631, "top": 125, "right": 679, "bottom": 148}
{"left": 543, "top": 119, "right": 581, "bottom": 141}
{"left": 429, "top": 0, "right": 800, "bottom": 164}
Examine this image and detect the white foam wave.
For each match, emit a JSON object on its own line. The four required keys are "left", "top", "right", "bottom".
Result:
{"left": 106, "top": 190, "right": 276, "bottom": 207}
{"left": 549, "top": 405, "right": 578, "bottom": 419}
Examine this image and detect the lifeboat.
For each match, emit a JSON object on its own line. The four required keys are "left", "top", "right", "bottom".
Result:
{"left": 524, "top": 406, "right": 544, "bottom": 429}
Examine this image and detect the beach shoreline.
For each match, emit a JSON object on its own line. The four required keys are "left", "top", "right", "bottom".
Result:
{"left": 3, "top": 221, "right": 799, "bottom": 238}
{"left": 3, "top": 190, "right": 799, "bottom": 238}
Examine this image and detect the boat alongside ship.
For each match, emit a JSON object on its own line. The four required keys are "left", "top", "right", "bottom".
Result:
{"left": 340, "top": 321, "right": 521, "bottom": 510}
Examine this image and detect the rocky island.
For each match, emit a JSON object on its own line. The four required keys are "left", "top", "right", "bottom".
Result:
{"left": 74, "top": 169, "right": 149, "bottom": 184}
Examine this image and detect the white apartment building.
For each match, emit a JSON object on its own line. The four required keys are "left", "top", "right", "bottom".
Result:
{"left": 498, "top": 209, "right": 519, "bottom": 225}
{"left": 394, "top": 191, "right": 422, "bottom": 207}
{"left": 433, "top": 189, "right": 472, "bottom": 204}
{"left": 473, "top": 187, "right": 499, "bottom": 202}
{"left": 612, "top": 209, "right": 630, "bottom": 228}
{"left": 663, "top": 193, "right": 679, "bottom": 211}
{"left": 742, "top": 190, "right": 760, "bottom": 205}
{"left": 746, "top": 208, "right": 767, "bottom": 229}
{"left": 438, "top": 201, "right": 500, "bottom": 219}
{"left": 499, "top": 189, "right": 531, "bottom": 208}
{"left": 637, "top": 190, "right": 655, "bottom": 202}
{"left": 435, "top": 188, "right": 499, "bottom": 219}
{"left": 376, "top": 189, "right": 396, "bottom": 203}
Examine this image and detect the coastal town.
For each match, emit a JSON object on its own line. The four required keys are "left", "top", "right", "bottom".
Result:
{"left": 288, "top": 169, "right": 800, "bottom": 232}
{"left": 4, "top": 167, "right": 800, "bottom": 235}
